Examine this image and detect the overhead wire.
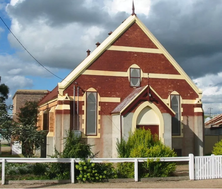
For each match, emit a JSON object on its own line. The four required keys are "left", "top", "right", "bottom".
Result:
{"left": 1, "top": 16, "right": 130, "bottom": 156}
{"left": 0, "top": 16, "right": 63, "bottom": 80}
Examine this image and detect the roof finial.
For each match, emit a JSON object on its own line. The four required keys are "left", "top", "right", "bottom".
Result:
{"left": 132, "top": 0, "right": 136, "bottom": 15}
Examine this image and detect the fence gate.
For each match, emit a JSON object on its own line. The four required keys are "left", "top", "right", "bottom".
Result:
{"left": 195, "top": 155, "right": 222, "bottom": 180}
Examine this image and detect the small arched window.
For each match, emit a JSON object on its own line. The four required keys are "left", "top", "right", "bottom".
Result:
{"left": 86, "top": 92, "right": 97, "bottom": 135}
{"left": 130, "top": 68, "right": 141, "bottom": 87}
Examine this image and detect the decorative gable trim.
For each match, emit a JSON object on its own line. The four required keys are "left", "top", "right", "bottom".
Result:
{"left": 58, "top": 15, "right": 202, "bottom": 100}
{"left": 135, "top": 18, "right": 202, "bottom": 97}
{"left": 112, "top": 85, "right": 175, "bottom": 116}
{"left": 108, "top": 46, "right": 162, "bottom": 54}
{"left": 58, "top": 15, "right": 137, "bottom": 95}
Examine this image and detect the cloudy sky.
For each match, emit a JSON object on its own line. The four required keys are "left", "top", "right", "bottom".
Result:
{"left": 0, "top": 0, "right": 222, "bottom": 115}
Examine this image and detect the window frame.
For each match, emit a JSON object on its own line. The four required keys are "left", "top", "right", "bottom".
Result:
{"left": 130, "top": 68, "right": 141, "bottom": 87}
{"left": 170, "top": 94, "right": 181, "bottom": 136}
{"left": 86, "top": 91, "right": 98, "bottom": 136}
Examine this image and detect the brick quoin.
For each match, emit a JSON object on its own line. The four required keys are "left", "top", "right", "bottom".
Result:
{"left": 113, "top": 22, "right": 158, "bottom": 49}
{"left": 88, "top": 51, "right": 180, "bottom": 75}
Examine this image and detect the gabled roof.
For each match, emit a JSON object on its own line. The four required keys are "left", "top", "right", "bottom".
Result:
{"left": 112, "top": 85, "right": 175, "bottom": 116}
{"left": 112, "top": 86, "right": 147, "bottom": 114}
{"left": 57, "top": 14, "right": 202, "bottom": 97}
{"left": 38, "top": 86, "right": 58, "bottom": 106}
{"left": 205, "top": 114, "right": 222, "bottom": 128}
{"left": 58, "top": 15, "right": 137, "bottom": 95}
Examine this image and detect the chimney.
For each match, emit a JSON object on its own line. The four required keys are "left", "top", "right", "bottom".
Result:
{"left": 86, "top": 49, "right": 91, "bottom": 56}
{"left": 96, "top": 42, "right": 100, "bottom": 47}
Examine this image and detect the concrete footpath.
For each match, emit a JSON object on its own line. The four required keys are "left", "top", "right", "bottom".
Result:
{"left": 1, "top": 178, "right": 222, "bottom": 188}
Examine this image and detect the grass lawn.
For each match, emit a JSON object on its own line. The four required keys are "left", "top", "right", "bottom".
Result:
{"left": 0, "top": 151, "right": 21, "bottom": 157}
{"left": 0, "top": 145, "right": 22, "bottom": 157}
{"left": 1, "top": 143, "right": 10, "bottom": 147}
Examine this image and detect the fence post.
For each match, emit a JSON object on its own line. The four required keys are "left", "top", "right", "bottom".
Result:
{"left": 71, "top": 159, "right": 75, "bottom": 183}
{"left": 134, "top": 158, "right": 138, "bottom": 182}
{"left": 211, "top": 154, "right": 215, "bottom": 179}
{"left": 189, "top": 154, "right": 194, "bottom": 180}
{"left": 1, "top": 158, "right": 5, "bottom": 185}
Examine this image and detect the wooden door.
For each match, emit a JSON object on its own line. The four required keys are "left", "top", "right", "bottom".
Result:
{"left": 136, "top": 125, "right": 159, "bottom": 137}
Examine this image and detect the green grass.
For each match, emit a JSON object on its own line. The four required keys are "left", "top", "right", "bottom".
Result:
{"left": 0, "top": 151, "right": 21, "bottom": 157}
{"left": 1, "top": 143, "right": 10, "bottom": 147}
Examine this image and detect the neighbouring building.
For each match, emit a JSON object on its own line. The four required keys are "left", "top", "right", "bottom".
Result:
{"left": 205, "top": 114, "right": 222, "bottom": 155}
{"left": 13, "top": 90, "right": 49, "bottom": 121}
{"left": 37, "top": 13, "right": 204, "bottom": 158}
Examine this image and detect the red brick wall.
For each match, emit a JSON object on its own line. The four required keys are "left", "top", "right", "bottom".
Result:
{"left": 113, "top": 22, "right": 158, "bottom": 48}
{"left": 88, "top": 51, "right": 179, "bottom": 74}
{"left": 63, "top": 19, "right": 200, "bottom": 120}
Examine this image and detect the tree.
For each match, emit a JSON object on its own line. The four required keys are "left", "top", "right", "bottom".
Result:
{"left": 0, "top": 83, "right": 14, "bottom": 144}
{"left": 17, "top": 101, "right": 38, "bottom": 125}
{"left": 0, "top": 83, "right": 9, "bottom": 103}
{"left": 0, "top": 83, "right": 46, "bottom": 157}
{"left": 16, "top": 101, "right": 46, "bottom": 157}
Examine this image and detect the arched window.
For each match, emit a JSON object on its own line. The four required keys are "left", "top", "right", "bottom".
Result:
{"left": 171, "top": 95, "right": 181, "bottom": 136}
{"left": 86, "top": 92, "right": 97, "bottom": 135}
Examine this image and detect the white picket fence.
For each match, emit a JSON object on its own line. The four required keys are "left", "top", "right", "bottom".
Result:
{"left": 0, "top": 155, "right": 195, "bottom": 185}
{"left": 2, "top": 154, "right": 222, "bottom": 185}
{"left": 195, "top": 154, "right": 222, "bottom": 180}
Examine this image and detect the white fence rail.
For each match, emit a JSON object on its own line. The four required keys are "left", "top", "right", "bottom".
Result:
{"left": 0, "top": 155, "right": 194, "bottom": 185}
{"left": 195, "top": 155, "right": 222, "bottom": 180}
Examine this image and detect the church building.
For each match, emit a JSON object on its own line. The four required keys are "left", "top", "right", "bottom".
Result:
{"left": 38, "top": 9, "right": 204, "bottom": 157}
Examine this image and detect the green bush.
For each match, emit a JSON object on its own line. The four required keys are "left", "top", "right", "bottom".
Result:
{"left": 116, "top": 129, "right": 176, "bottom": 178}
{"left": 75, "top": 159, "right": 117, "bottom": 182}
{"left": 212, "top": 140, "right": 222, "bottom": 155}
{"left": 0, "top": 163, "right": 34, "bottom": 176}
{"left": 33, "top": 163, "right": 47, "bottom": 175}
{"left": 45, "top": 130, "right": 94, "bottom": 180}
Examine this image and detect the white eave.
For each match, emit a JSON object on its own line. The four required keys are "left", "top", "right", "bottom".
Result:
{"left": 58, "top": 15, "right": 137, "bottom": 95}
{"left": 58, "top": 14, "right": 202, "bottom": 98}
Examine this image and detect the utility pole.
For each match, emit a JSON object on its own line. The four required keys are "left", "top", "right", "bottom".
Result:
{"left": 0, "top": 75, "right": 1, "bottom": 154}
{"left": 208, "top": 107, "right": 213, "bottom": 118}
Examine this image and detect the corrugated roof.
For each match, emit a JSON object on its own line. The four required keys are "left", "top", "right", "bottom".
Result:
{"left": 112, "top": 86, "right": 147, "bottom": 114}
{"left": 38, "top": 86, "right": 58, "bottom": 106}
{"left": 205, "top": 114, "right": 222, "bottom": 128}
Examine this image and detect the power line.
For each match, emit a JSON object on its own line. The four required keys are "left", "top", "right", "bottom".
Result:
{"left": 0, "top": 16, "right": 63, "bottom": 80}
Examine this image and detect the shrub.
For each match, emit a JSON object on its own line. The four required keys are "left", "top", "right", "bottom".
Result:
{"left": 1, "top": 163, "right": 34, "bottom": 175}
{"left": 46, "top": 130, "right": 94, "bottom": 180}
{"left": 33, "top": 163, "right": 47, "bottom": 175}
{"left": 75, "top": 159, "right": 117, "bottom": 182}
{"left": 212, "top": 140, "right": 222, "bottom": 155}
{"left": 116, "top": 129, "right": 176, "bottom": 178}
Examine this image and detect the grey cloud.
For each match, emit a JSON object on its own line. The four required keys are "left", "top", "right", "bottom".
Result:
{"left": 141, "top": 0, "right": 222, "bottom": 79}
{"left": 5, "top": 0, "right": 222, "bottom": 80}
{"left": 6, "top": 0, "right": 110, "bottom": 28}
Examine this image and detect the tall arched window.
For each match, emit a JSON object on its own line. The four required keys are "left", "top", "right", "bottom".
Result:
{"left": 171, "top": 95, "right": 181, "bottom": 136}
{"left": 86, "top": 92, "right": 97, "bottom": 135}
